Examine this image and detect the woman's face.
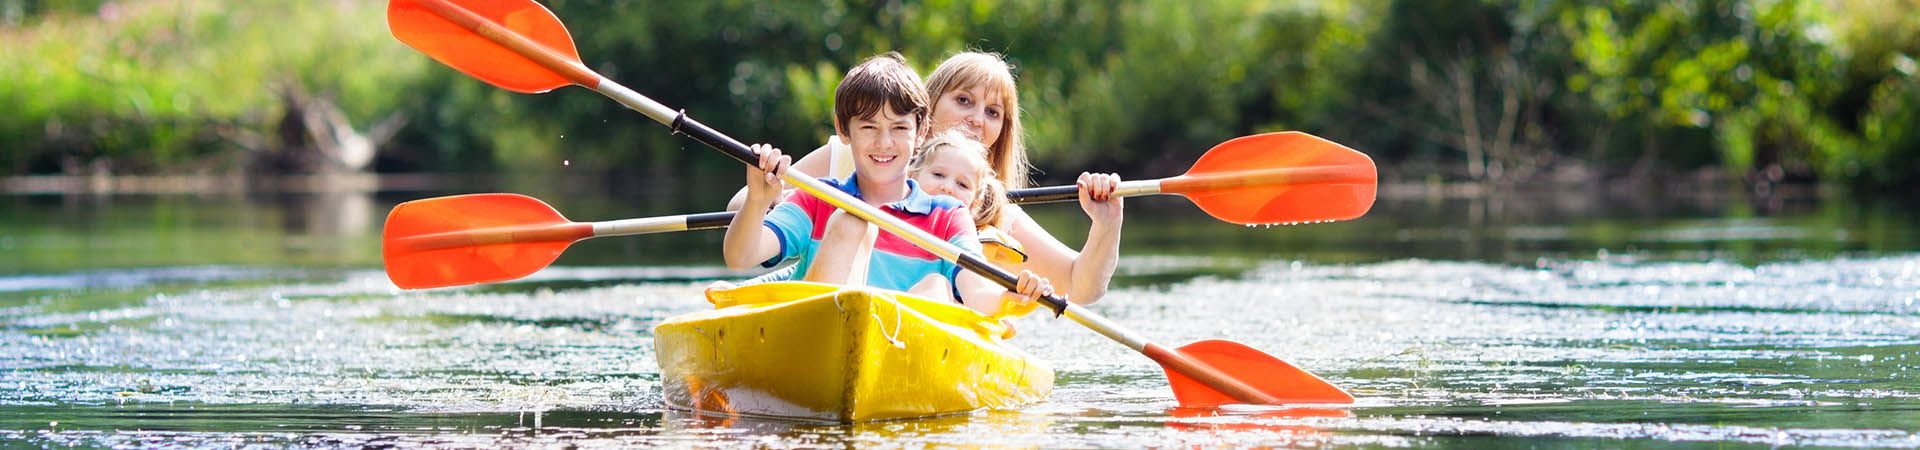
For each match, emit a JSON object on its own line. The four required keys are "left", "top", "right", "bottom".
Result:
{"left": 930, "top": 84, "right": 1005, "bottom": 151}
{"left": 913, "top": 150, "right": 987, "bottom": 206}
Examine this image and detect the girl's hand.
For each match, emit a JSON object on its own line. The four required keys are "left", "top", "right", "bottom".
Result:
{"left": 745, "top": 144, "right": 790, "bottom": 203}
{"left": 1077, "top": 172, "right": 1124, "bottom": 225}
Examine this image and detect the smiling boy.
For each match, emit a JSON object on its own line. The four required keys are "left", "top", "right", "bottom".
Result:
{"left": 721, "top": 53, "right": 1051, "bottom": 315}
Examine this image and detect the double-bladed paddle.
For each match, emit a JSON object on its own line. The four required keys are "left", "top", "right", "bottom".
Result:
{"left": 384, "top": 132, "right": 1375, "bottom": 290}
{"left": 387, "top": 0, "right": 1362, "bottom": 406}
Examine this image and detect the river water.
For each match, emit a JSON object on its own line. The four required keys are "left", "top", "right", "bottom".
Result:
{"left": 2, "top": 186, "right": 1917, "bottom": 448}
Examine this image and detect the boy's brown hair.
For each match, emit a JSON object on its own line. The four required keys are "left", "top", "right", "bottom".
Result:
{"left": 835, "top": 52, "right": 930, "bottom": 138}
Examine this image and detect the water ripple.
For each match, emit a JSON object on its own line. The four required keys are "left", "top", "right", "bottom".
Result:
{"left": 3, "top": 255, "right": 1918, "bottom": 447}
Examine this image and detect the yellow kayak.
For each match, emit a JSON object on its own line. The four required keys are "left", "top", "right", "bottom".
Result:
{"left": 653, "top": 281, "right": 1054, "bottom": 422}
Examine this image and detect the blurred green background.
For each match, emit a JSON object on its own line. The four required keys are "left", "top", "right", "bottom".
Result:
{"left": 3, "top": 0, "right": 1918, "bottom": 190}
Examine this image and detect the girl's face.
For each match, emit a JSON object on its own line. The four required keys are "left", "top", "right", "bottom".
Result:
{"left": 913, "top": 150, "right": 988, "bottom": 206}
{"left": 930, "top": 84, "right": 1005, "bottom": 150}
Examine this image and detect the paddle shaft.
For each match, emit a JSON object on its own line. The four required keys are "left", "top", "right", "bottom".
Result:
{"left": 539, "top": 165, "right": 1376, "bottom": 240}
{"left": 391, "top": 157, "right": 1377, "bottom": 253}
{"left": 570, "top": 182, "right": 1163, "bottom": 240}
{"left": 418, "top": 0, "right": 1288, "bottom": 405}
{"left": 1007, "top": 167, "right": 1373, "bottom": 203}
{"left": 392, "top": 165, "right": 1370, "bottom": 251}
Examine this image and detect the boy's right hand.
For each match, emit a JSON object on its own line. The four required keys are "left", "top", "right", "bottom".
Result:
{"left": 998, "top": 269, "right": 1054, "bottom": 318}
{"left": 745, "top": 144, "right": 790, "bottom": 203}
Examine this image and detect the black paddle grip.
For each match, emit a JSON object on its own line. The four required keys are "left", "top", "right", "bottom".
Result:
{"left": 670, "top": 111, "right": 760, "bottom": 167}
{"left": 1005, "top": 185, "right": 1080, "bottom": 204}
{"left": 684, "top": 211, "right": 736, "bottom": 232}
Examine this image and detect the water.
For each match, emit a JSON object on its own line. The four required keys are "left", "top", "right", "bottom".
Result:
{"left": 3, "top": 186, "right": 1919, "bottom": 447}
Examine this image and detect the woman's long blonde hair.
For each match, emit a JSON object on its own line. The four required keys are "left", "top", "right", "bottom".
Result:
{"left": 912, "top": 130, "right": 1006, "bottom": 229}
{"left": 926, "top": 52, "right": 1028, "bottom": 189}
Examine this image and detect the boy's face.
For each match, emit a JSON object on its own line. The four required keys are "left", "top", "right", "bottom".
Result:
{"left": 840, "top": 104, "right": 920, "bottom": 188}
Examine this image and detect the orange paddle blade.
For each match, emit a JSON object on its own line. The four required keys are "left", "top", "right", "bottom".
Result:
{"left": 1162, "top": 340, "right": 1355, "bottom": 407}
{"left": 388, "top": 0, "right": 582, "bottom": 93}
{"left": 382, "top": 193, "right": 593, "bottom": 289}
{"left": 1169, "top": 132, "right": 1376, "bottom": 226}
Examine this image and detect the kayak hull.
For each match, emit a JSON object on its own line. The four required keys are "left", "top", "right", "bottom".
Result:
{"left": 654, "top": 282, "right": 1053, "bottom": 422}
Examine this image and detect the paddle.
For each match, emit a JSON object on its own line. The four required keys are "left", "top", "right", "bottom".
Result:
{"left": 387, "top": 0, "right": 1359, "bottom": 406}
{"left": 384, "top": 134, "right": 1375, "bottom": 289}
{"left": 382, "top": 193, "right": 736, "bottom": 290}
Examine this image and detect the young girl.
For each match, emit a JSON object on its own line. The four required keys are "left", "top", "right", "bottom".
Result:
{"left": 907, "top": 130, "right": 1023, "bottom": 269}
{"left": 903, "top": 130, "right": 1041, "bottom": 315}
{"left": 729, "top": 51, "right": 1124, "bottom": 305}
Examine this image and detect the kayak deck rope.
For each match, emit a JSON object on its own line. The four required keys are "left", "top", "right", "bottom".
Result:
{"left": 830, "top": 288, "right": 906, "bottom": 349}
{"left": 877, "top": 299, "right": 904, "bottom": 349}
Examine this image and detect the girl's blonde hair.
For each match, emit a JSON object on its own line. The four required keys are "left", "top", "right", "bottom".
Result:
{"left": 912, "top": 130, "right": 1006, "bottom": 229}
{"left": 926, "top": 51, "right": 1028, "bottom": 189}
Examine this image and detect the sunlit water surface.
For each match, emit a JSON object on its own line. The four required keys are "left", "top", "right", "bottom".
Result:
{"left": 3, "top": 190, "right": 1919, "bottom": 448}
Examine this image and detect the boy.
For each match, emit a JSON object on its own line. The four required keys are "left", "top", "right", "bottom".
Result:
{"left": 721, "top": 53, "right": 1049, "bottom": 316}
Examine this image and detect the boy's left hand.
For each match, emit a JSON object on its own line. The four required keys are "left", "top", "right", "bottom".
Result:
{"left": 1077, "top": 172, "right": 1124, "bottom": 225}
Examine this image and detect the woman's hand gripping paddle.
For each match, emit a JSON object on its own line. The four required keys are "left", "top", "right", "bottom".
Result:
{"left": 387, "top": 0, "right": 1357, "bottom": 406}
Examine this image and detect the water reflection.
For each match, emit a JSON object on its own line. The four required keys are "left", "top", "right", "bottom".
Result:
{"left": 273, "top": 191, "right": 376, "bottom": 238}
{"left": 4, "top": 183, "right": 1920, "bottom": 447}
{"left": 1164, "top": 406, "right": 1351, "bottom": 436}
{"left": 6, "top": 182, "right": 1919, "bottom": 274}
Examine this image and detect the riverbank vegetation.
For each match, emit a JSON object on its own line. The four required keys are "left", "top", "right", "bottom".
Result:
{"left": 3, "top": 0, "right": 1917, "bottom": 191}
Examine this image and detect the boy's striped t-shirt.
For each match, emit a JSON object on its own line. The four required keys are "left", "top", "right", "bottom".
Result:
{"left": 760, "top": 177, "right": 980, "bottom": 294}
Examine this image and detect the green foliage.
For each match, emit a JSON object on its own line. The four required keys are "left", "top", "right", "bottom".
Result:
{"left": 2, "top": 0, "right": 1918, "bottom": 189}
{"left": 0, "top": 0, "right": 110, "bottom": 26}
{"left": 0, "top": 0, "right": 429, "bottom": 173}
